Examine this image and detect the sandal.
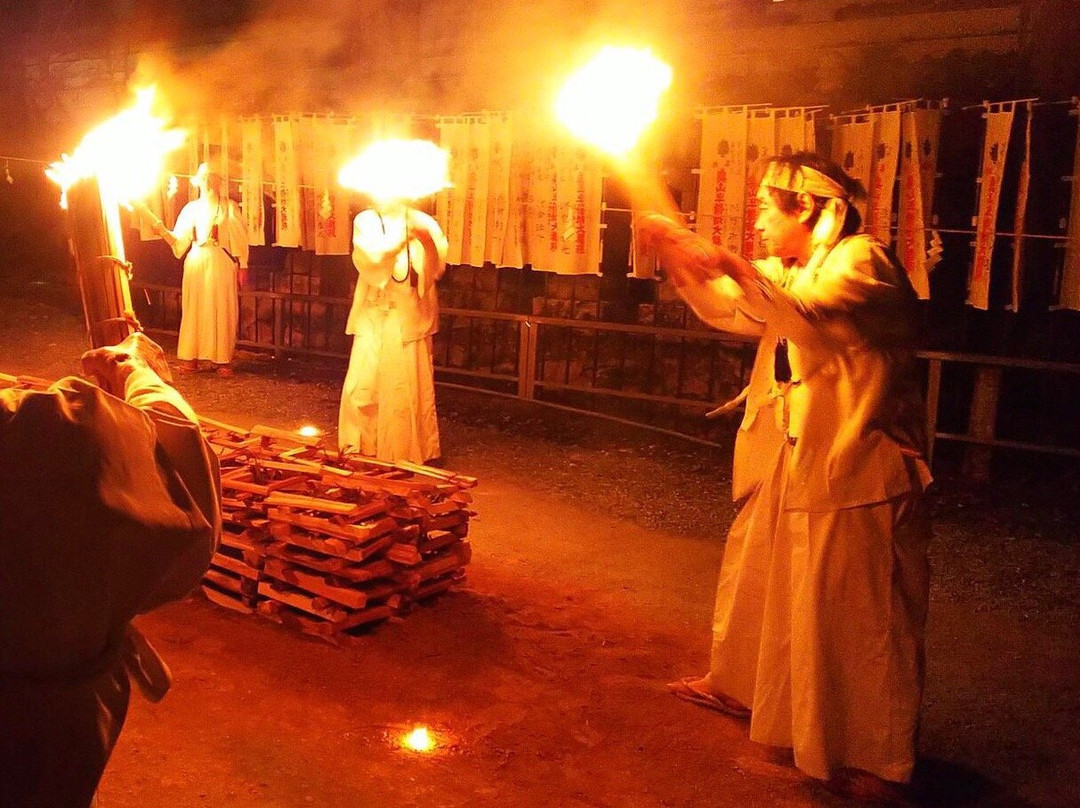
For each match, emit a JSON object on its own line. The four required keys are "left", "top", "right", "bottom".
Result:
{"left": 667, "top": 676, "right": 751, "bottom": 718}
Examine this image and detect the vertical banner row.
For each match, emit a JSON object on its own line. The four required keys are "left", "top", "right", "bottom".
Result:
{"left": 437, "top": 114, "right": 602, "bottom": 274}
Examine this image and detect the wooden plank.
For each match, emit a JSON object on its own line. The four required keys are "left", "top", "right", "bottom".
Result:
{"left": 264, "top": 492, "right": 367, "bottom": 515}
{"left": 257, "top": 580, "right": 350, "bottom": 622}
{"left": 210, "top": 552, "right": 261, "bottom": 580}
{"left": 263, "top": 542, "right": 395, "bottom": 581}
{"left": 268, "top": 509, "right": 398, "bottom": 544}
{"left": 201, "top": 584, "right": 255, "bottom": 614}
{"left": 262, "top": 558, "right": 369, "bottom": 609}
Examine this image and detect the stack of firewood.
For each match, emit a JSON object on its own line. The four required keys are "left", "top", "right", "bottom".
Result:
{"left": 198, "top": 418, "right": 476, "bottom": 644}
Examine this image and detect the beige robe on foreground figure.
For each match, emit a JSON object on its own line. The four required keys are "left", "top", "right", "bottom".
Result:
{"left": 678, "top": 234, "right": 931, "bottom": 783}
{"left": 338, "top": 207, "right": 447, "bottom": 463}
{"left": 169, "top": 195, "right": 250, "bottom": 365}
{"left": 0, "top": 364, "right": 220, "bottom": 806}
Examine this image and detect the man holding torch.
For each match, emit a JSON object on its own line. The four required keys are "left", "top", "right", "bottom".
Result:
{"left": 637, "top": 152, "right": 931, "bottom": 802}
{"left": 0, "top": 332, "right": 220, "bottom": 806}
{"left": 337, "top": 139, "right": 450, "bottom": 464}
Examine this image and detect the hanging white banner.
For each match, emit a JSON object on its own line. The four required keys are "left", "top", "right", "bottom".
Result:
{"left": 831, "top": 113, "right": 874, "bottom": 222}
{"left": 804, "top": 110, "right": 818, "bottom": 154}
{"left": 969, "top": 105, "right": 1014, "bottom": 310}
{"left": 296, "top": 117, "right": 317, "bottom": 251}
{"left": 552, "top": 142, "right": 602, "bottom": 275}
{"left": 1009, "top": 104, "right": 1032, "bottom": 311}
{"left": 900, "top": 105, "right": 944, "bottom": 297}
{"left": 866, "top": 108, "right": 902, "bottom": 244}
{"left": 775, "top": 107, "right": 808, "bottom": 157}
{"left": 742, "top": 108, "right": 776, "bottom": 260}
{"left": 486, "top": 114, "right": 514, "bottom": 266}
{"left": 436, "top": 119, "right": 470, "bottom": 266}
{"left": 314, "top": 119, "right": 351, "bottom": 256}
{"left": 241, "top": 119, "right": 266, "bottom": 247}
{"left": 274, "top": 117, "right": 301, "bottom": 248}
{"left": 1060, "top": 107, "right": 1080, "bottom": 311}
{"left": 696, "top": 108, "right": 748, "bottom": 253}
{"left": 462, "top": 117, "right": 491, "bottom": 268}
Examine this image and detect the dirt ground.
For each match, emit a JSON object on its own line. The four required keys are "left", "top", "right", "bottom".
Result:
{"left": 2, "top": 292, "right": 1079, "bottom": 808}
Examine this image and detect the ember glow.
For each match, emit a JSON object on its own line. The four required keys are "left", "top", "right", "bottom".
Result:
{"left": 45, "top": 87, "right": 186, "bottom": 210}
{"left": 298, "top": 425, "right": 321, "bottom": 438}
{"left": 337, "top": 139, "right": 451, "bottom": 205}
{"left": 555, "top": 46, "right": 673, "bottom": 157}
{"left": 400, "top": 726, "right": 437, "bottom": 753}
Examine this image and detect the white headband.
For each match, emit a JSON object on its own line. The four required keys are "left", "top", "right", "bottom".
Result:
{"left": 760, "top": 162, "right": 850, "bottom": 248}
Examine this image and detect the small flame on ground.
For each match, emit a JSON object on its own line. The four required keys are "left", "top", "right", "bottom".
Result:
{"left": 337, "top": 139, "right": 451, "bottom": 205}
{"left": 400, "top": 726, "right": 437, "bottom": 753}
{"left": 298, "top": 425, "right": 321, "bottom": 438}
{"left": 556, "top": 46, "right": 673, "bottom": 158}
{"left": 46, "top": 86, "right": 185, "bottom": 209}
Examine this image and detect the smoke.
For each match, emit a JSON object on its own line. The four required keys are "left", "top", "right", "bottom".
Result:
{"left": 131, "top": 0, "right": 699, "bottom": 122}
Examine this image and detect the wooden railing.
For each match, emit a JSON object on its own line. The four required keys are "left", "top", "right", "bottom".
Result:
{"left": 133, "top": 283, "right": 1080, "bottom": 467}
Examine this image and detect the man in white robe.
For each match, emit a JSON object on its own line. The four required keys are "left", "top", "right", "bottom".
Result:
{"left": 638, "top": 153, "right": 931, "bottom": 802}
{"left": 153, "top": 163, "right": 250, "bottom": 377}
{"left": 0, "top": 332, "right": 220, "bottom": 806}
{"left": 338, "top": 202, "right": 448, "bottom": 463}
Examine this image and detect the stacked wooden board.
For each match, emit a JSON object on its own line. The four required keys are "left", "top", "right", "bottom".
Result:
{"left": 198, "top": 418, "right": 476, "bottom": 644}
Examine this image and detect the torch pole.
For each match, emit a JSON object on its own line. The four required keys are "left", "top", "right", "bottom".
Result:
{"left": 64, "top": 177, "right": 140, "bottom": 348}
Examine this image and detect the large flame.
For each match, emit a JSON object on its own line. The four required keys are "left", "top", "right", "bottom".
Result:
{"left": 46, "top": 86, "right": 186, "bottom": 210}
{"left": 555, "top": 46, "right": 673, "bottom": 158}
{"left": 337, "top": 139, "right": 451, "bottom": 205}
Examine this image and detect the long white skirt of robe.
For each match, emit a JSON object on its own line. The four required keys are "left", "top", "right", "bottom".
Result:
{"left": 338, "top": 306, "right": 440, "bottom": 464}
{"left": 178, "top": 244, "right": 238, "bottom": 365}
{"left": 707, "top": 441, "right": 930, "bottom": 784}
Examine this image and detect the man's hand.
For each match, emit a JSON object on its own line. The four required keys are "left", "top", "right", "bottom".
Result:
{"left": 81, "top": 332, "right": 173, "bottom": 397}
{"left": 635, "top": 213, "right": 725, "bottom": 287}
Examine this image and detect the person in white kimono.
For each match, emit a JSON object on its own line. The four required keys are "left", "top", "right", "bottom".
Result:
{"left": 152, "top": 162, "right": 249, "bottom": 377}
{"left": 637, "top": 152, "right": 931, "bottom": 803}
{"left": 0, "top": 332, "right": 220, "bottom": 807}
{"left": 338, "top": 201, "right": 448, "bottom": 464}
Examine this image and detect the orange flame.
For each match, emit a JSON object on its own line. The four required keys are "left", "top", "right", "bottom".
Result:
{"left": 556, "top": 46, "right": 673, "bottom": 157}
{"left": 46, "top": 86, "right": 186, "bottom": 210}
{"left": 337, "top": 139, "right": 450, "bottom": 205}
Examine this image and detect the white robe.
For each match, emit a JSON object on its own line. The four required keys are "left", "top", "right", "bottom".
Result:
{"left": 678, "top": 234, "right": 931, "bottom": 783}
{"left": 338, "top": 208, "right": 446, "bottom": 463}
{"left": 170, "top": 196, "right": 250, "bottom": 364}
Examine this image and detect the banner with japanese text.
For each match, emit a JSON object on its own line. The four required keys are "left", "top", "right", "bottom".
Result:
{"left": 486, "top": 114, "right": 514, "bottom": 267}
{"left": 831, "top": 113, "right": 874, "bottom": 222}
{"left": 743, "top": 108, "right": 776, "bottom": 260}
{"left": 969, "top": 104, "right": 1014, "bottom": 310}
{"left": 1058, "top": 105, "right": 1080, "bottom": 310}
{"left": 273, "top": 117, "right": 301, "bottom": 248}
{"left": 865, "top": 108, "right": 901, "bottom": 244}
{"left": 1009, "top": 105, "right": 1032, "bottom": 311}
{"left": 436, "top": 119, "right": 470, "bottom": 266}
{"left": 241, "top": 119, "right": 266, "bottom": 246}
{"left": 896, "top": 106, "right": 943, "bottom": 298}
{"left": 313, "top": 118, "right": 351, "bottom": 255}
{"left": 696, "top": 107, "right": 748, "bottom": 253}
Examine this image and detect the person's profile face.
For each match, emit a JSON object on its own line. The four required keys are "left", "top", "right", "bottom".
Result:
{"left": 754, "top": 186, "right": 806, "bottom": 259}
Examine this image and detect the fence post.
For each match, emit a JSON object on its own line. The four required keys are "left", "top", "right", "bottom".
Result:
{"left": 962, "top": 364, "right": 1003, "bottom": 483}
{"left": 518, "top": 319, "right": 537, "bottom": 400}
{"left": 925, "top": 357, "right": 943, "bottom": 467}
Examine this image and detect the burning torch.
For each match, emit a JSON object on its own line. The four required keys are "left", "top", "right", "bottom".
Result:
{"left": 46, "top": 87, "right": 185, "bottom": 348}
{"left": 337, "top": 138, "right": 451, "bottom": 288}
